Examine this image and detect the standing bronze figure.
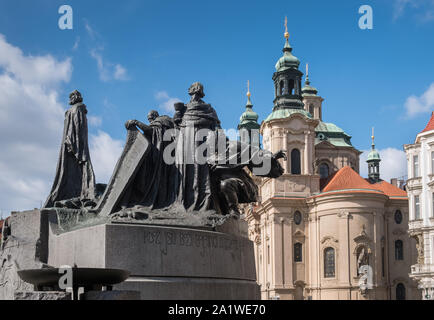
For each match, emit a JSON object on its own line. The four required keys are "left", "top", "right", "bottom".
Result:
{"left": 44, "top": 90, "right": 95, "bottom": 208}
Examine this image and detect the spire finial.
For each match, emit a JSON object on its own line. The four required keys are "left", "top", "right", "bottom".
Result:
{"left": 246, "top": 80, "right": 252, "bottom": 106}
{"left": 305, "top": 63, "right": 310, "bottom": 85}
{"left": 284, "top": 16, "right": 289, "bottom": 40}
{"left": 371, "top": 127, "right": 375, "bottom": 149}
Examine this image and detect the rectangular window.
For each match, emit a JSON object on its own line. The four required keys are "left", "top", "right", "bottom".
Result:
{"left": 395, "top": 240, "right": 404, "bottom": 260}
{"left": 413, "top": 155, "right": 419, "bottom": 178}
{"left": 294, "top": 243, "right": 302, "bottom": 262}
{"left": 267, "top": 245, "right": 270, "bottom": 265}
{"left": 381, "top": 247, "right": 385, "bottom": 277}
{"left": 432, "top": 151, "right": 434, "bottom": 174}
{"left": 415, "top": 195, "right": 420, "bottom": 220}
{"left": 432, "top": 193, "right": 434, "bottom": 218}
{"left": 324, "top": 247, "right": 335, "bottom": 278}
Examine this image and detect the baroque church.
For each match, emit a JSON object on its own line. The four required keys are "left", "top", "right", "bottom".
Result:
{"left": 239, "top": 24, "right": 421, "bottom": 300}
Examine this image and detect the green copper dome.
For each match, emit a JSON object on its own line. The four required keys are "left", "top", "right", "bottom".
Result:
{"left": 302, "top": 78, "right": 318, "bottom": 97}
{"left": 239, "top": 103, "right": 259, "bottom": 124}
{"left": 367, "top": 148, "right": 381, "bottom": 161}
{"left": 275, "top": 40, "right": 300, "bottom": 72}
{"left": 264, "top": 108, "right": 312, "bottom": 122}
{"left": 367, "top": 132, "right": 381, "bottom": 162}
{"left": 315, "top": 121, "right": 354, "bottom": 148}
{"left": 238, "top": 94, "right": 260, "bottom": 130}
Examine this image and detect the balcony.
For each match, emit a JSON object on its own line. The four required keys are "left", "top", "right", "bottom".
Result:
{"left": 410, "top": 264, "right": 434, "bottom": 277}
{"left": 406, "top": 177, "right": 422, "bottom": 191}
{"left": 409, "top": 220, "right": 424, "bottom": 231}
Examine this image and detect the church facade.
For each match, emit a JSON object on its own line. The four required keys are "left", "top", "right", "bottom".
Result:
{"left": 240, "top": 28, "right": 420, "bottom": 300}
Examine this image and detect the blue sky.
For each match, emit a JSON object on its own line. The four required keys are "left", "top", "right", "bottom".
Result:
{"left": 0, "top": 0, "right": 433, "bottom": 213}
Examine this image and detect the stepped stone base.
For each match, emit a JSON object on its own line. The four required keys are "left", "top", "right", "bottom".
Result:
{"left": 47, "top": 219, "right": 259, "bottom": 300}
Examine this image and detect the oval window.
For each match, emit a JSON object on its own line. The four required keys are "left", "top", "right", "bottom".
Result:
{"left": 394, "top": 210, "right": 403, "bottom": 224}
{"left": 294, "top": 211, "right": 302, "bottom": 225}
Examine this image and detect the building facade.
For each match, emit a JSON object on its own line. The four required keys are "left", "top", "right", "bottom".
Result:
{"left": 242, "top": 27, "right": 420, "bottom": 300}
{"left": 405, "top": 112, "right": 434, "bottom": 300}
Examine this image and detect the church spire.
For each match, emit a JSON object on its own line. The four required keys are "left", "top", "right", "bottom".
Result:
{"left": 367, "top": 127, "right": 381, "bottom": 182}
{"left": 272, "top": 17, "right": 303, "bottom": 111}
{"left": 302, "top": 63, "right": 318, "bottom": 97}
{"left": 238, "top": 81, "right": 260, "bottom": 140}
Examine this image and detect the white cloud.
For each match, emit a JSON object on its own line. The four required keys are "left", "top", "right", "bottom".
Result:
{"left": 114, "top": 64, "right": 128, "bottom": 80}
{"left": 360, "top": 148, "right": 408, "bottom": 182}
{"left": 155, "top": 91, "right": 181, "bottom": 115}
{"left": 90, "top": 48, "right": 129, "bottom": 82}
{"left": 72, "top": 36, "right": 80, "bottom": 50}
{"left": 88, "top": 115, "right": 102, "bottom": 127}
{"left": 84, "top": 21, "right": 97, "bottom": 40}
{"left": 393, "top": 0, "right": 413, "bottom": 19}
{"left": 0, "top": 34, "right": 72, "bottom": 86}
{"left": 89, "top": 130, "right": 124, "bottom": 184}
{"left": 0, "top": 34, "right": 124, "bottom": 215}
{"left": 393, "top": 0, "right": 434, "bottom": 21}
{"left": 0, "top": 34, "right": 71, "bottom": 213}
{"left": 404, "top": 83, "right": 434, "bottom": 117}
{"left": 85, "top": 22, "right": 129, "bottom": 82}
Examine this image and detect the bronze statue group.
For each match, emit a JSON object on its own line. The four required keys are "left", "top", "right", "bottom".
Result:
{"left": 44, "top": 83, "right": 285, "bottom": 220}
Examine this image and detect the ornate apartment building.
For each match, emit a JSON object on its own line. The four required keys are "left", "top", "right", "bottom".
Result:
{"left": 239, "top": 26, "right": 420, "bottom": 300}
{"left": 405, "top": 112, "right": 434, "bottom": 300}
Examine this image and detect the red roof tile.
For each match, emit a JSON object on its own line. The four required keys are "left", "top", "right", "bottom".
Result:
{"left": 371, "top": 181, "right": 407, "bottom": 198}
{"left": 322, "top": 166, "right": 378, "bottom": 193}
{"left": 421, "top": 111, "right": 434, "bottom": 134}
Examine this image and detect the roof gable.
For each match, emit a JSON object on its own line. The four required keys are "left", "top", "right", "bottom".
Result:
{"left": 421, "top": 111, "right": 434, "bottom": 134}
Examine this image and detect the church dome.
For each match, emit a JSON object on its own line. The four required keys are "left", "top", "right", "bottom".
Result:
{"left": 275, "top": 40, "right": 300, "bottom": 72}
{"left": 367, "top": 130, "right": 381, "bottom": 162}
{"left": 240, "top": 105, "right": 259, "bottom": 124}
{"left": 302, "top": 83, "right": 318, "bottom": 97}
{"left": 367, "top": 148, "right": 381, "bottom": 162}
{"left": 238, "top": 83, "right": 260, "bottom": 131}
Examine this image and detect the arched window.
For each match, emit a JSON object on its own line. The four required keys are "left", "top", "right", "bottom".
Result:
{"left": 291, "top": 149, "right": 301, "bottom": 175}
{"left": 395, "top": 240, "right": 404, "bottom": 260}
{"left": 294, "top": 243, "right": 302, "bottom": 262}
{"left": 288, "top": 79, "right": 295, "bottom": 95}
{"left": 396, "top": 283, "right": 406, "bottom": 300}
{"left": 280, "top": 80, "right": 285, "bottom": 95}
{"left": 319, "top": 163, "right": 329, "bottom": 179}
{"left": 324, "top": 247, "right": 335, "bottom": 278}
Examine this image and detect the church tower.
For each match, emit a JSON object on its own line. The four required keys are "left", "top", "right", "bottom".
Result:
{"left": 302, "top": 64, "right": 324, "bottom": 120}
{"left": 238, "top": 81, "right": 260, "bottom": 145}
{"left": 272, "top": 17, "right": 304, "bottom": 110}
{"left": 367, "top": 128, "right": 381, "bottom": 182}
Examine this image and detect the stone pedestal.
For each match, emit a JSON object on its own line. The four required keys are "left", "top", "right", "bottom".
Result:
{"left": 47, "top": 220, "right": 259, "bottom": 300}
